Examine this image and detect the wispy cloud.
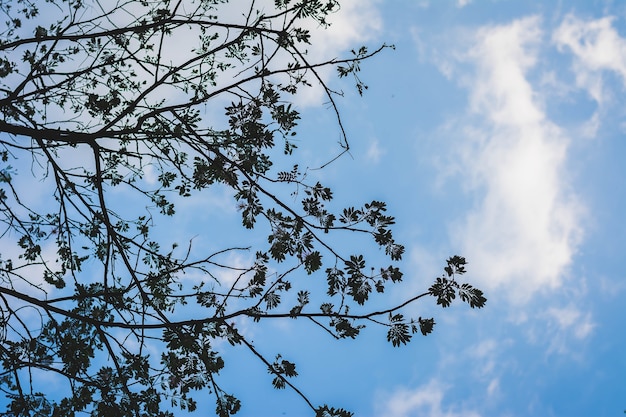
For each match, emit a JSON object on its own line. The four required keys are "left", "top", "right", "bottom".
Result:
{"left": 376, "top": 380, "right": 481, "bottom": 417}
{"left": 554, "top": 15, "right": 626, "bottom": 100}
{"left": 547, "top": 305, "right": 595, "bottom": 340}
{"left": 365, "top": 138, "right": 385, "bottom": 163}
{"left": 553, "top": 14, "right": 626, "bottom": 137}
{"left": 541, "top": 304, "right": 596, "bottom": 354}
{"left": 516, "top": 300, "right": 596, "bottom": 357}
{"left": 447, "top": 16, "right": 584, "bottom": 301}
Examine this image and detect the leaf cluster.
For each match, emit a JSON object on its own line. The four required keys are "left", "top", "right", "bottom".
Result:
{"left": 429, "top": 256, "right": 487, "bottom": 309}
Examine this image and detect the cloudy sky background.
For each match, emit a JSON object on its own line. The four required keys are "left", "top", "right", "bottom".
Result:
{"left": 2, "top": 0, "right": 625, "bottom": 416}
{"left": 215, "top": 1, "right": 625, "bottom": 416}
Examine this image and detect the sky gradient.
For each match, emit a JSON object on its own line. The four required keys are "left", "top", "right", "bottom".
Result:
{"left": 2, "top": 1, "right": 625, "bottom": 416}
{"left": 219, "top": 1, "right": 626, "bottom": 416}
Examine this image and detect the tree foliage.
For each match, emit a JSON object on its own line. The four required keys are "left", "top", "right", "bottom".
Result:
{"left": 0, "top": 0, "right": 486, "bottom": 415}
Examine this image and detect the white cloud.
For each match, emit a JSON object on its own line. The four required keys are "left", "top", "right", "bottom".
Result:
{"left": 457, "top": 0, "right": 472, "bottom": 8}
{"left": 322, "top": 0, "right": 382, "bottom": 49}
{"left": 447, "top": 16, "right": 584, "bottom": 301}
{"left": 554, "top": 14, "right": 626, "bottom": 101}
{"left": 376, "top": 380, "right": 481, "bottom": 417}
{"left": 552, "top": 14, "right": 626, "bottom": 138}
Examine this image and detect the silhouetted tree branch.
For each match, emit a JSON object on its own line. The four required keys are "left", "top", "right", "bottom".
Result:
{"left": 0, "top": 1, "right": 485, "bottom": 415}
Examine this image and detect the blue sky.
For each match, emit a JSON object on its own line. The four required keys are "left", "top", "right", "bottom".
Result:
{"left": 210, "top": 1, "right": 626, "bottom": 416}
{"left": 2, "top": 1, "right": 625, "bottom": 416}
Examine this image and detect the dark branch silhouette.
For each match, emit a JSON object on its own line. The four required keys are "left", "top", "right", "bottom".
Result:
{"left": 0, "top": 1, "right": 485, "bottom": 416}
